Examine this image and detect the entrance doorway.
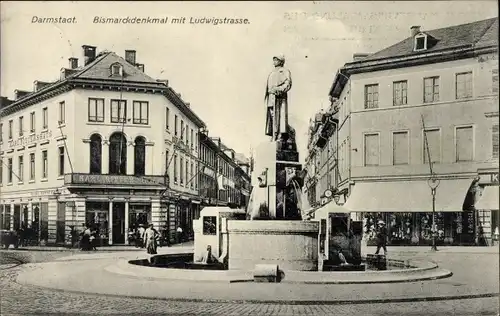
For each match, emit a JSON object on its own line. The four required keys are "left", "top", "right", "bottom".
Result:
{"left": 112, "top": 202, "right": 126, "bottom": 244}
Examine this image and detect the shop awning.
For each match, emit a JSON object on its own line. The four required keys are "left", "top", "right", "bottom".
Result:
{"left": 476, "top": 186, "right": 499, "bottom": 210}
{"left": 344, "top": 179, "right": 473, "bottom": 213}
{"left": 314, "top": 201, "right": 352, "bottom": 219}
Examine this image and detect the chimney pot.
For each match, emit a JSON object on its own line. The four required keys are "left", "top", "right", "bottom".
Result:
{"left": 136, "top": 63, "right": 144, "bottom": 72}
{"left": 410, "top": 26, "right": 421, "bottom": 37}
{"left": 352, "top": 53, "right": 370, "bottom": 62}
{"left": 82, "top": 45, "right": 97, "bottom": 66}
{"left": 69, "top": 57, "right": 78, "bottom": 69}
{"left": 125, "top": 50, "right": 137, "bottom": 65}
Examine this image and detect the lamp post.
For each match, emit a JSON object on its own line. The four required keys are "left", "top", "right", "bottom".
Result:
{"left": 427, "top": 177, "right": 440, "bottom": 251}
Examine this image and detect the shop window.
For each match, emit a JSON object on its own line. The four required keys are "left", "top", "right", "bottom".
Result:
{"left": 134, "top": 136, "right": 146, "bottom": 176}
{"left": 109, "top": 132, "right": 127, "bottom": 175}
{"left": 89, "top": 134, "right": 102, "bottom": 174}
{"left": 203, "top": 216, "right": 217, "bottom": 235}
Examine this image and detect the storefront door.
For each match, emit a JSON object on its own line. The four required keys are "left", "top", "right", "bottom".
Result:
{"left": 112, "top": 202, "right": 125, "bottom": 244}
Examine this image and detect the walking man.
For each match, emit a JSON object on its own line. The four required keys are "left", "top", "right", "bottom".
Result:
{"left": 374, "top": 220, "right": 388, "bottom": 256}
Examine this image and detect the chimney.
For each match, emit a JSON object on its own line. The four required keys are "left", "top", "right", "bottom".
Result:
{"left": 136, "top": 63, "right": 144, "bottom": 72}
{"left": 352, "top": 53, "right": 370, "bottom": 62}
{"left": 82, "top": 45, "right": 97, "bottom": 65}
{"left": 410, "top": 26, "right": 421, "bottom": 37}
{"left": 14, "top": 90, "right": 31, "bottom": 100}
{"left": 60, "top": 68, "right": 77, "bottom": 80}
{"left": 33, "top": 81, "right": 51, "bottom": 92}
{"left": 125, "top": 50, "right": 137, "bottom": 65}
{"left": 185, "top": 102, "right": 190, "bottom": 108}
{"left": 69, "top": 57, "right": 78, "bottom": 69}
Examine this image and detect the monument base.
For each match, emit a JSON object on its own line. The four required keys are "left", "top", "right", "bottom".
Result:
{"left": 227, "top": 220, "right": 319, "bottom": 271}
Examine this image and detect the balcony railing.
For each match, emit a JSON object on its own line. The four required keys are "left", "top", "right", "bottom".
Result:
{"left": 64, "top": 173, "right": 167, "bottom": 187}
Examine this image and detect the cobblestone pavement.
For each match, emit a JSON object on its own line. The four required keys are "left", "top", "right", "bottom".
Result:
{"left": 1, "top": 250, "right": 498, "bottom": 316}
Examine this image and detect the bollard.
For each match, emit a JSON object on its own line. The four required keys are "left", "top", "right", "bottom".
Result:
{"left": 253, "top": 264, "right": 280, "bottom": 283}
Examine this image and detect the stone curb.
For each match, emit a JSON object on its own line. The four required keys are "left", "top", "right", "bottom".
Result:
{"left": 14, "top": 278, "right": 499, "bottom": 305}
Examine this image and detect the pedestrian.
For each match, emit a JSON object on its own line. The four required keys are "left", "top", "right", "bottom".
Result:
{"left": 176, "top": 226, "right": 183, "bottom": 244}
{"left": 375, "top": 220, "right": 388, "bottom": 256}
{"left": 80, "top": 224, "right": 92, "bottom": 251}
{"left": 137, "top": 224, "right": 146, "bottom": 248}
{"left": 143, "top": 224, "right": 159, "bottom": 254}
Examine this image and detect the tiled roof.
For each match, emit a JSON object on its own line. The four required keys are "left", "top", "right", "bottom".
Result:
{"left": 364, "top": 17, "right": 498, "bottom": 61}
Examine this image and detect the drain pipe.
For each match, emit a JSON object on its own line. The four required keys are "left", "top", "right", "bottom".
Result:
{"left": 218, "top": 217, "right": 229, "bottom": 265}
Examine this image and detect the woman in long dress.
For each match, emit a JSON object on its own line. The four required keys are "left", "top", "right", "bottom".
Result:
{"left": 143, "top": 224, "right": 159, "bottom": 254}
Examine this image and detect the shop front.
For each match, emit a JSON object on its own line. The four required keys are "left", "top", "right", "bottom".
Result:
{"left": 345, "top": 178, "right": 477, "bottom": 246}
{"left": 477, "top": 171, "right": 500, "bottom": 245}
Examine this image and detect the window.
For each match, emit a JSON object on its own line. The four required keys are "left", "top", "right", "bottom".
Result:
{"left": 190, "top": 129, "right": 194, "bottom": 149}
{"left": 203, "top": 216, "right": 217, "bottom": 235}
{"left": 186, "top": 126, "right": 189, "bottom": 146}
{"left": 181, "top": 120, "right": 184, "bottom": 140}
{"left": 424, "top": 77, "right": 439, "bottom": 103}
{"left": 18, "top": 155, "right": 24, "bottom": 182}
{"left": 89, "top": 134, "right": 102, "bottom": 174}
{"left": 393, "top": 81, "right": 408, "bottom": 106}
{"left": 493, "top": 124, "right": 499, "bottom": 159}
{"left": 174, "top": 154, "right": 178, "bottom": 182}
{"left": 0, "top": 159, "right": 2, "bottom": 185}
{"left": 58, "top": 147, "right": 65, "bottom": 176}
{"left": 185, "top": 160, "right": 189, "bottom": 187}
{"left": 8, "top": 120, "right": 13, "bottom": 139}
{"left": 166, "top": 107, "right": 170, "bottom": 130}
{"left": 111, "top": 100, "right": 127, "bottom": 123}
{"left": 0, "top": 123, "right": 3, "bottom": 142}
{"left": 19, "top": 116, "right": 24, "bottom": 137}
{"left": 165, "top": 150, "right": 169, "bottom": 176}
{"left": 455, "top": 126, "right": 474, "bottom": 162}
{"left": 42, "top": 150, "right": 48, "bottom": 179}
{"left": 414, "top": 34, "right": 427, "bottom": 51}
{"left": 364, "top": 133, "right": 380, "bottom": 166}
{"left": 29, "top": 153, "right": 35, "bottom": 180}
{"left": 42, "top": 107, "right": 48, "bottom": 129}
{"left": 7, "top": 158, "right": 13, "bottom": 183}
{"left": 392, "top": 131, "right": 409, "bottom": 165}
{"left": 134, "top": 137, "right": 146, "bottom": 176}
{"left": 133, "top": 101, "right": 149, "bottom": 124}
{"left": 174, "top": 115, "right": 178, "bottom": 136}
{"left": 88, "top": 98, "right": 105, "bottom": 122}
{"left": 111, "top": 63, "right": 123, "bottom": 76}
{"left": 109, "top": 132, "right": 127, "bottom": 175}
{"left": 58, "top": 101, "right": 66, "bottom": 125}
{"left": 423, "top": 128, "right": 441, "bottom": 164}
{"left": 180, "top": 157, "right": 184, "bottom": 184}
{"left": 364, "top": 84, "right": 379, "bottom": 109}
{"left": 456, "top": 72, "right": 473, "bottom": 99}
{"left": 30, "top": 112, "right": 35, "bottom": 132}
{"left": 190, "top": 162, "right": 194, "bottom": 189}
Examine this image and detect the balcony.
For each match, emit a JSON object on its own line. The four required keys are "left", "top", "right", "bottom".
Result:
{"left": 64, "top": 173, "right": 167, "bottom": 187}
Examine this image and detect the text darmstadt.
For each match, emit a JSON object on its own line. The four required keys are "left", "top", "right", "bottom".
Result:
{"left": 32, "top": 16, "right": 77, "bottom": 24}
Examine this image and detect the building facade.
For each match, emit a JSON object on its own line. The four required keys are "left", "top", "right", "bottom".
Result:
{"left": 307, "top": 18, "right": 499, "bottom": 246}
{"left": 0, "top": 46, "right": 206, "bottom": 245}
{"left": 198, "top": 133, "right": 251, "bottom": 210}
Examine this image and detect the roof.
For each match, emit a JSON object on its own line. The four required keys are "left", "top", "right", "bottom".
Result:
{"left": 364, "top": 17, "right": 498, "bottom": 61}
{"left": 1, "top": 50, "right": 206, "bottom": 127}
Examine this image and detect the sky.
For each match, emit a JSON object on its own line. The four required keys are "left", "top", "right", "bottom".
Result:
{"left": 1, "top": 1, "right": 497, "bottom": 162}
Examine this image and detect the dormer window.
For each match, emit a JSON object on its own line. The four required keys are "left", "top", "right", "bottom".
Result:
{"left": 414, "top": 33, "right": 427, "bottom": 51}
{"left": 110, "top": 63, "right": 123, "bottom": 77}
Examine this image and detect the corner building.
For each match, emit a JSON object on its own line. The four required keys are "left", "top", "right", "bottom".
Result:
{"left": 0, "top": 46, "right": 205, "bottom": 245}
{"left": 318, "top": 18, "right": 498, "bottom": 246}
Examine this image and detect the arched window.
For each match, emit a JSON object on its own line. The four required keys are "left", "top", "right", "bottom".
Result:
{"left": 109, "top": 132, "right": 127, "bottom": 175}
{"left": 89, "top": 134, "right": 102, "bottom": 174}
{"left": 134, "top": 136, "right": 146, "bottom": 176}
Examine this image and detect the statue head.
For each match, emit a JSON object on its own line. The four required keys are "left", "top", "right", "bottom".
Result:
{"left": 273, "top": 54, "right": 285, "bottom": 67}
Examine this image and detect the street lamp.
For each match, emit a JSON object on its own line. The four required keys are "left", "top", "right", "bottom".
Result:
{"left": 427, "top": 176, "right": 441, "bottom": 251}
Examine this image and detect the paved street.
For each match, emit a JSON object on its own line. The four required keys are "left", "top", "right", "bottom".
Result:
{"left": 0, "top": 247, "right": 498, "bottom": 315}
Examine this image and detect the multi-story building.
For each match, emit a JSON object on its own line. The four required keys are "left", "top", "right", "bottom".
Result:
{"left": 310, "top": 18, "right": 498, "bottom": 246}
{"left": 198, "top": 133, "right": 251, "bottom": 209}
{"left": 0, "top": 45, "right": 206, "bottom": 245}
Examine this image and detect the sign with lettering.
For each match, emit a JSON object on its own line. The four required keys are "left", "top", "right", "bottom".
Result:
{"left": 491, "top": 173, "right": 499, "bottom": 184}
{"left": 9, "top": 130, "right": 53, "bottom": 148}
{"left": 30, "top": 188, "right": 69, "bottom": 197}
{"left": 66, "top": 174, "right": 166, "bottom": 186}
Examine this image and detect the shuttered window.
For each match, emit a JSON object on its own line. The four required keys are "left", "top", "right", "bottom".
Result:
{"left": 392, "top": 131, "right": 409, "bottom": 165}
{"left": 364, "top": 133, "right": 380, "bottom": 166}
{"left": 455, "top": 126, "right": 474, "bottom": 162}
{"left": 423, "top": 129, "right": 441, "bottom": 164}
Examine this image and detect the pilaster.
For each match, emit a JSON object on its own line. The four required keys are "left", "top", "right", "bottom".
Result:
{"left": 102, "top": 140, "right": 109, "bottom": 174}
{"left": 127, "top": 141, "right": 135, "bottom": 175}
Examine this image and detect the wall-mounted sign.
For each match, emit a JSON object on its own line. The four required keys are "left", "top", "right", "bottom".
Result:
{"left": 9, "top": 130, "right": 53, "bottom": 148}
{"left": 30, "top": 188, "right": 68, "bottom": 197}
{"left": 66, "top": 174, "right": 165, "bottom": 186}
{"left": 491, "top": 173, "right": 499, "bottom": 184}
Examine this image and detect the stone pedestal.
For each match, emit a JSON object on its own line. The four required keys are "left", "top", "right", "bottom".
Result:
{"left": 227, "top": 220, "right": 319, "bottom": 271}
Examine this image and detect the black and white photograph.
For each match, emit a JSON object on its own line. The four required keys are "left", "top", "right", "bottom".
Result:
{"left": 0, "top": 1, "right": 498, "bottom": 315}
